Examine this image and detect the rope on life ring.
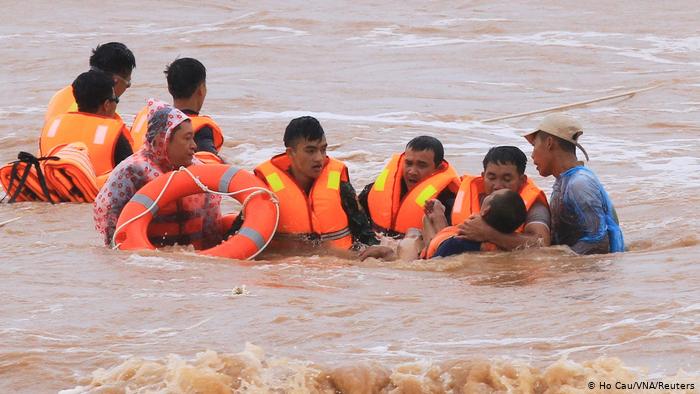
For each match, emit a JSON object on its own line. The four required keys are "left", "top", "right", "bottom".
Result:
{"left": 111, "top": 164, "right": 279, "bottom": 260}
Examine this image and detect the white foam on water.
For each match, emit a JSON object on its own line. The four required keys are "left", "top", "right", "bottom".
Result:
{"left": 28, "top": 304, "right": 65, "bottom": 315}
{"left": 616, "top": 50, "right": 684, "bottom": 65}
{"left": 638, "top": 35, "right": 700, "bottom": 53}
{"left": 0, "top": 132, "right": 17, "bottom": 141}
{"left": 637, "top": 156, "right": 700, "bottom": 178}
{"left": 130, "top": 291, "right": 188, "bottom": 300}
{"left": 12, "top": 15, "right": 253, "bottom": 43}
{"left": 347, "top": 25, "right": 469, "bottom": 48}
{"left": 356, "top": 344, "right": 424, "bottom": 359}
{"left": 44, "top": 31, "right": 104, "bottom": 39}
{"left": 130, "top": 14, "right": 256, "bottom": 36}
{"left": 680, "top": 303, "right": 700, "bottom": 313}
{"left": 248, "top": 24, "right": 309, "bottom": 37}
{"left": 478, "top": 31, "right": 695, "bottom": 68}
{"left": 464, "top": 17, "right": 511, "bottom": 22}
{"left": 464, "top": 80, "right": 525, "bottom": 88}
{"left": 597, "top": 314, "right": 674, "bottom": 332}
{"left": 349, "top": 28, "right": 700, "bottom": 66}
{"left": 180, "top": 26, "right": 243, "bottom": 35}
{"left": 217, "top": 110, "right": 484, "bottom": 132}
{"left": 0, "top": 33, "right": 21, "bottom": 40}
{"left": 0, "top": 105, "right": 45, "bottom": 118}
{"left": 430, "top": 17, "right": 511, "bottom": 27}
{"left": 588, "top": 106, "right": 620, "bottom": 113}
{"left": 224, "top": 143, "right": 281, "bottom": 170}
{"left": 631, "top": 106, "right": 699, "bottom": 114}
{"left": 416, "top": 335, "right": 571, "bottom": 347}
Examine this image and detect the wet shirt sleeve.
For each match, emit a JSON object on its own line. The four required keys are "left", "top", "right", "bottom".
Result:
{"left": 357, "top": 182, "right": 372, "bottom": 215}
{"left": 340, "top": 181, "right": 379, "bottom": 247}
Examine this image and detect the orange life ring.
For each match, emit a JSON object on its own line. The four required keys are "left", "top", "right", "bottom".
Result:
{"left": 113, "top": 164, "right": 278, "bottom": 260}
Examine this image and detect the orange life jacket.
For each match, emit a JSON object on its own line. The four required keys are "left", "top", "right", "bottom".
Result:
{"left": 193, "top": 151, "right": 224, "bottom": 165}
{"left": 41, "top": 143, "right": 99, "bottom": 203}
{"left": 130, "top": 106, "right": 224, "bottom": 152}
{"left": 424, "top": 175, "right": 549, "bottom": 258}
{"left": 0, "top": 144, "right": 101, "bottom": 204}
{"left": 44, "top": 85, "right": 123, "bottom": 127}
{"left": 39, "top": 112, "right": 132, "bottom": 177}
{"left": 366, "top": 153, "right": 460, "bottom": 236}
{"left": 0, "top": 152, "right": 60, "bottom": 203}
{"left": 254, "top": 154, "right": 353, "bottom": 250}
{"left": 44, "top": 86, "right": 78, "bottom": 126}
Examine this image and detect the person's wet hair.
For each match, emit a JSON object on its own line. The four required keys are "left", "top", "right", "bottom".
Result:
{"left": 283, "top": 116, "right": 325, "bottom": 147}
{"left": 482, "top": 146, "right": 527, "bottom": 174}
{"left": 165, "top": 58, "right": 206, "bottom": 99}
{"left": 72, "top": 70, "right": 115, "bottom": 113}
{"left": 483, "top": 190, "right": 527, "bottom": 233}
{"left": 406, "top": 136, "right": 444, "bottom": 166}
{"left": 89, "top": 42, "right": 136, "bottom": 77}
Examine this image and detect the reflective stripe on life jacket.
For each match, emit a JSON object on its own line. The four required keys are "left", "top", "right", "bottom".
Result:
{"left": 367, "top": 153, "right": 460, "bottom": 236}
{"left": 39, "top": 112, "right": 129, "bottom": 177}
{"left": 254, "top": 154, "right": 352, "bottom": 250}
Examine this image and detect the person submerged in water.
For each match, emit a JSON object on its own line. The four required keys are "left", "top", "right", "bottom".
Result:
{"left": 94, "top": 99, "right": 228, "bottom": 249}
{"left": 359, "top": 189, "right": 527, "bottom": 261}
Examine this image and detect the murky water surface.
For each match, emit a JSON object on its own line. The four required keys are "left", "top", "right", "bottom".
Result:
{"left": 1, "top": 1, "right": 698, "bottom": 392}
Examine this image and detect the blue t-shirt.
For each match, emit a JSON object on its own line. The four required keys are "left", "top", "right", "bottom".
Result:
{"left": 550, "top": 166, "right": 624, "bottom": 254}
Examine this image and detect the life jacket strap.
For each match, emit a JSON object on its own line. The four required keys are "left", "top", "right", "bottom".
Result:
{"left": 3, "top": 152, "right": 59, "bottom": 204}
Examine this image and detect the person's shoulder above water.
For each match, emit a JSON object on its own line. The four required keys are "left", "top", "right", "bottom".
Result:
{"left": 561, "top": 166, "right": 605, "bottom": 197}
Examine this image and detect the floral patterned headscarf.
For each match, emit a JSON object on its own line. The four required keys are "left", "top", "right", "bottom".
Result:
{"left": 142, "top": 98, "right": 189, "bottom": 171}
